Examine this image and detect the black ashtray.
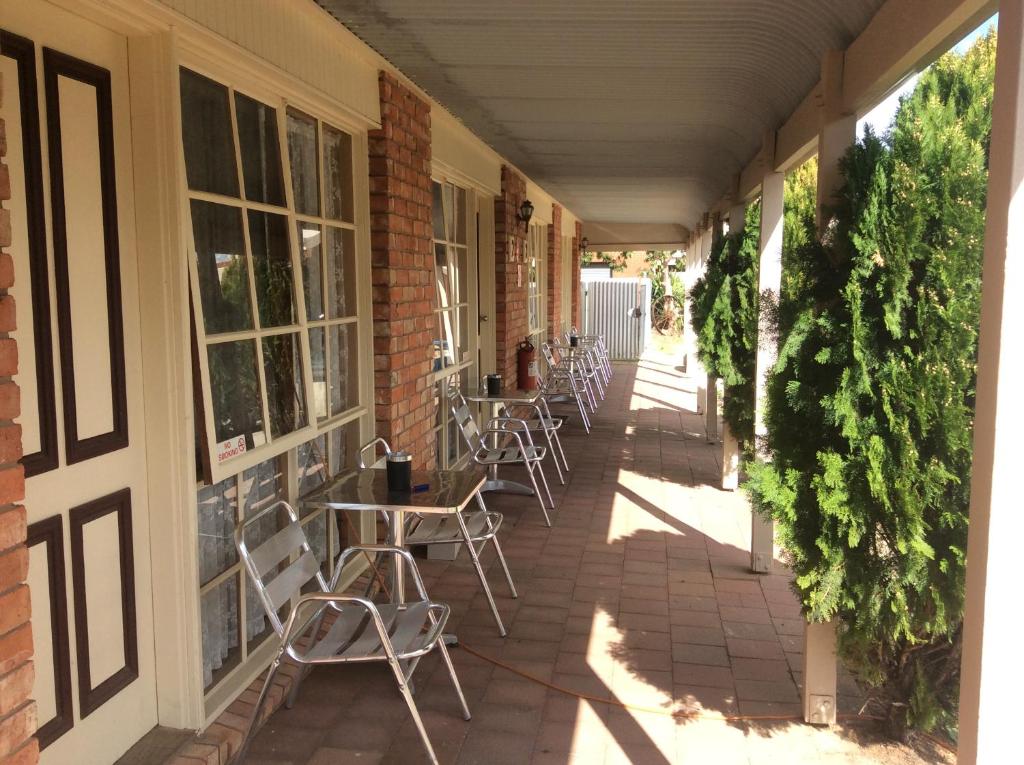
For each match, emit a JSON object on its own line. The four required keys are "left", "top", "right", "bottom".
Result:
{"left": 486, "top": 374, "right": 502, "bottom": 396}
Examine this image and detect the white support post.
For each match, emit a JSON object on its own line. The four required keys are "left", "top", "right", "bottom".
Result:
{"left": 721, "top": 200, "right": 747, "bottom": 490}
{"left": 958, "top": 4, "right": 1024, "bottom": 762}
{"left": 751, "top": 171, "right": 783, "bottom": 573}
{"left": 695, "top": 219, "right": 712, "bottom": 414}
{"left": 801, "top": 52, "right": 857, "bottom": 724}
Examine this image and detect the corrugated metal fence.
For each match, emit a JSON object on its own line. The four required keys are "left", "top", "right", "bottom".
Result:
{"left": 580, "top": 278, "right": 652, "bottom": 360}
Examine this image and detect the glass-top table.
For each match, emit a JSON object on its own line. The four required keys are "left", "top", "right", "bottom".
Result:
{"left": 465, "top": 387, "right": 543, "bottom": 497}
{"left": 301, "top": 467, "right": 486, "bottom": 602}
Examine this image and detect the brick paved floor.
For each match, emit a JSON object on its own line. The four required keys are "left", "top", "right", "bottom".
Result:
{"left": 243, "top": 351, "right": 951, "bottom": 765}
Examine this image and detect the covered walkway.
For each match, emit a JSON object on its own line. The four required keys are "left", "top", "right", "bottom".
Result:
{"left": 240, "top": 349, "right": 949, "bottom": 765}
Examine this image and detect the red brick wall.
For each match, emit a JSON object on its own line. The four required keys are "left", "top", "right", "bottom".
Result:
{"left": 494, "top": 166, "right": 528, "bottom": 386}
{"left": 571, "top": 220, "right": 583, "bottom": 330}
{"left": 546, "top": 204, "right": 562, "bottom": 338}
{"left": 368, "top": 72, "right": 438, "bottom": 469}
{"left": 0, "top": 72, "right": 38, "bottom": 765}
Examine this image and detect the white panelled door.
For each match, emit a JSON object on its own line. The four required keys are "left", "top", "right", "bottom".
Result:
{"left": 2, "top": 2, "right": 157, "bottom": 762}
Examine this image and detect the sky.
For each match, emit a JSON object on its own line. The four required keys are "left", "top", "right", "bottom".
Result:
{"left": 857, "top": 13, "right": 999, "bottom": 135}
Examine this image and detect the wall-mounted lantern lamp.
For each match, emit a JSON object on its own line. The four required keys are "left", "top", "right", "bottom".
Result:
{"left": 518, "top": 199, "right": 534, "bottom": 229}
{"left": 580, "top": 236, "right": 589, "bottom": 254}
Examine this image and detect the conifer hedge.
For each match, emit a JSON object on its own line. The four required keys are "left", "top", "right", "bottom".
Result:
{"left": 745, "top": 33, "right": 995, "bottom": 735}
{"left": 688, "top": 203, "right": 761, "bottom": 446}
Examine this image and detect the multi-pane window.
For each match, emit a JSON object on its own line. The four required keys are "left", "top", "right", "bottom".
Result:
{"left": 431, "top": 180, "right": 469, "bottom": 371}
{"left": 431, "top": 180, "right": 474, "bottom": 467}
{"left": 180, "top": 68, "right": 368, "bottom": 703}
{"left": 287, "top": 109, "right": 359, "bottom": 425}
{"left": 527, "top": 224, "right": 546, "bottom": 335}
{"left": 182, "top": 69, "right": 311, "bottom": 471}
{"left": 561, "top": 234, "right": 574, "bottom": 335}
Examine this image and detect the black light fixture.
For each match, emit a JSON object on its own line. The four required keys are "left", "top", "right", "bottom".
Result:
{"left": 518, "top": 198, "right": 534, "bottom": 229}
{"left": 580, "top": 236, "right": 589, "bottom": 254}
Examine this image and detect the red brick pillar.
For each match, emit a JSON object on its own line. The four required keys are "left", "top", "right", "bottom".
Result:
{"left": 546, "top": 204, "right": 562, "bottom": 338}
{"left": 368, "top": 72, "right": 438, "bottom": 469}
{"left": 571, "top": 220, "right": 583, "bottom": 330}
{"left": 0, "top": 73, "right": 37, "bottom": 765}
{"left": 494, "top": 166, "right": 528, "bottom": 386}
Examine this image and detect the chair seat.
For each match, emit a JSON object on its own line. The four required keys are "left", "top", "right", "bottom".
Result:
{"left": 305, "top": 601, "right": 444, "bottom": 662}
{"left": 406, "top": 510, "right": 501, "bottom": 545}
{"left": 519, "top": 416, "right": 564, "bottom": 431}
{"left": 475, "top": 444, "right": 546, "bottom": 464}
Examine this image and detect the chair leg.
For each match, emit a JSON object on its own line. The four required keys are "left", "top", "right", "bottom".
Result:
{"left": 386, "top": 657, "right": 439, "bottom": 765}
{"left": 552, "top": 428, "right": 570, "bottom": 473}
{"left": 436, "top": 636, "right": 472, "bottom": 721}
{"left": 533, "top": 459, "right": 556, "bottom": 510}
{"left": 491, "top": 533, "right": 518, "bottom": 598}
{"left": 542, "top": 426, "right": 565, "bottom": 484}
{"left": 236, "top": 646, "right": 285, "bottom": 764}
{"left": 524, "top": 462, "right": 552, "bottom": 526}
{"left": 456, "top": 511, "right": 506, "bottom": 636}
{"left": 285, "top": 608, "right": 327, "bottom": 708}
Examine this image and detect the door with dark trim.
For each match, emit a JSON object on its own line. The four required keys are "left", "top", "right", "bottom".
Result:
{"left": 1, "top": 2, "right": 157, "bottom": 762}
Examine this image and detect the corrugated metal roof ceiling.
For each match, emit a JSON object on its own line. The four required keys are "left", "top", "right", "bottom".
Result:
{"left": 317, "top": 0, "right": 887, "bottom": 225}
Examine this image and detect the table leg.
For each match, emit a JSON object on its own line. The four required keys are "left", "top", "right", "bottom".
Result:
{"left": 390, "top": 509, "right": 405, "bottom": 604}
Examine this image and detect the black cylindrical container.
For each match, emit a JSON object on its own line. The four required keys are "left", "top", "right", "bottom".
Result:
{"left": 486, "top": 374, "right": 502, "bottom": 396}
{"left": 569, "top": 334, "right": 580, "bottom": 348}
{"left": 386, "top": 451, "right": 412, "bottom": 491}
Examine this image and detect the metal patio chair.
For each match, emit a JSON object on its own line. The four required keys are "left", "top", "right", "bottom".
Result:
{"left": 448, "top": 387, "right": 555, "bottom": 526}
{"left": 542, "top": 342, "right": 598, "bottom": 414}
{"left": 356, "top": 438, "right": 518, "bottom": 636}
{"left": 568, "top": 328, "right": 613, "bottom": 381}
{"left": 553, "top": 339, "right": 606, "bottom": 401}
{"left": 534, "top": 353, "right": 593, "bottom": 434}
{"left": 234, "top": 501, "right": 470, "bottom": 765}
{"left": 495, "top": 395, "right": 571, "bottom": 483}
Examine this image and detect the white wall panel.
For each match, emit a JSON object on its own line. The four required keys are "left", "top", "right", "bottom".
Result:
{"left": 57, "top": 76, "right": 115, "bottom": 440}
{"left": 82, "top": 511, "right": 127, "bottom": 685}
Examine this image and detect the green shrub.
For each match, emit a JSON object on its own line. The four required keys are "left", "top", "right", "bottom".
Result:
{"left": 745, "top": 32, "right": 995, "bottom": 737}
{"left": 689, "top": 204, "right": 761, "bottom": 446}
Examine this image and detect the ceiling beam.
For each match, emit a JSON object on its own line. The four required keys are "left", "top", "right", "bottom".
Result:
{"left": 737, "top": 0, "right": 997, "bottom": 199}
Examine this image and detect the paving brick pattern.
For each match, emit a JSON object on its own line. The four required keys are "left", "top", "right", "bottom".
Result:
{"left": 231, "top": 351, "right": 947, "bottom": 765}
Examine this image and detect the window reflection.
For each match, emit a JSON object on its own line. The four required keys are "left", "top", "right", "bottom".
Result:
{"left": 235, "top": 92, "right": 286, "bottom": 206}
{"left": 248, "top": 210, "right": 296, "bottom": 328}
{"left": 191, "top": 200, "right": 252, "bottom": 334}
{"left": 207, "top": 339, "right": 264, "bottom": 446}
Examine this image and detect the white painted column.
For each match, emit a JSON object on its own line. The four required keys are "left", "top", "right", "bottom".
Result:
{"left": 958, "top": 4, "right": 1024, "bottom": 762}
{"left": 706, "top": 215, "right": 723, "bottom": 442}
{"left": 695, "top": 219, "right": 712, "bottom": 414}
{"left": 801, "top": 60, "right": 857, "bottom": 723}
{"left": 751, "top": 171, "right": 784, "bottom": 572}
{"left": 721, "top": 201, "right": 747, "bottom": 490}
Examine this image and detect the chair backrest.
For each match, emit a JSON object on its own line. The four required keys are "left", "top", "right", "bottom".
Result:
{"left": 541, "top": 342, "right": 559, "bottom": 367}
{"left": 358, "top": 436, "right": 392, "bottom": 468}
{"left": 236, "top": 500, "right": 328, "bottom": 636}
{"left": 447, "top": 387, "right": 483, "bottom": 452}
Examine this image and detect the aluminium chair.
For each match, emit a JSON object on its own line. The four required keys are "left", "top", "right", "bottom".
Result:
{"left": 234, "top": 500, "right": 469, "bottom": 765}
{"left": 495, "top": 395, "right": 571, "bottom": 484}
{"left": 357, "top": 438, "right": 517, "bottom": 636}
{"left": 448, "top": 387, "right": 555, "bottom": 527}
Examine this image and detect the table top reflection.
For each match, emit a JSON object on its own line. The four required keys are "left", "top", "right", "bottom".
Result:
{"left": 465, "top": 387, "right": 542, "bottom": 404}
{"left": 300, "top": 468, "right": 486, "bottom": 514}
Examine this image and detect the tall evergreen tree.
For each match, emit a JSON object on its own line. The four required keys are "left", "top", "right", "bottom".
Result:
{"left": 745, "top": 32, "right": 995, "bottom": 735}
{"left": 689, "top": 203, "right": 760, "bottom": 446}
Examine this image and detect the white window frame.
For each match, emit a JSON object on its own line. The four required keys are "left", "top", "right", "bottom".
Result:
{"left": 176, "top": 61, "right": 374, "bottom": 713}
{"left": 527, "top": 223, "right": 547, "bottom": 337}
{"left": 429, "top": 178, "right": 478, "bottom": 467}
{"left": 181, "top": 69, "right": 366, "bottom": 486}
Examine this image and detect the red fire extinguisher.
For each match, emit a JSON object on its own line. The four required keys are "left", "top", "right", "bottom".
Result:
{"left": 517, "top": 338, "right": 538, "bottom": 390}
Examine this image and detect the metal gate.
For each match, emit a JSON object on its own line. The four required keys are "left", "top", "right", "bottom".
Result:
{"left": 580, "top": 278, "right": 652, "bottom": 360}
